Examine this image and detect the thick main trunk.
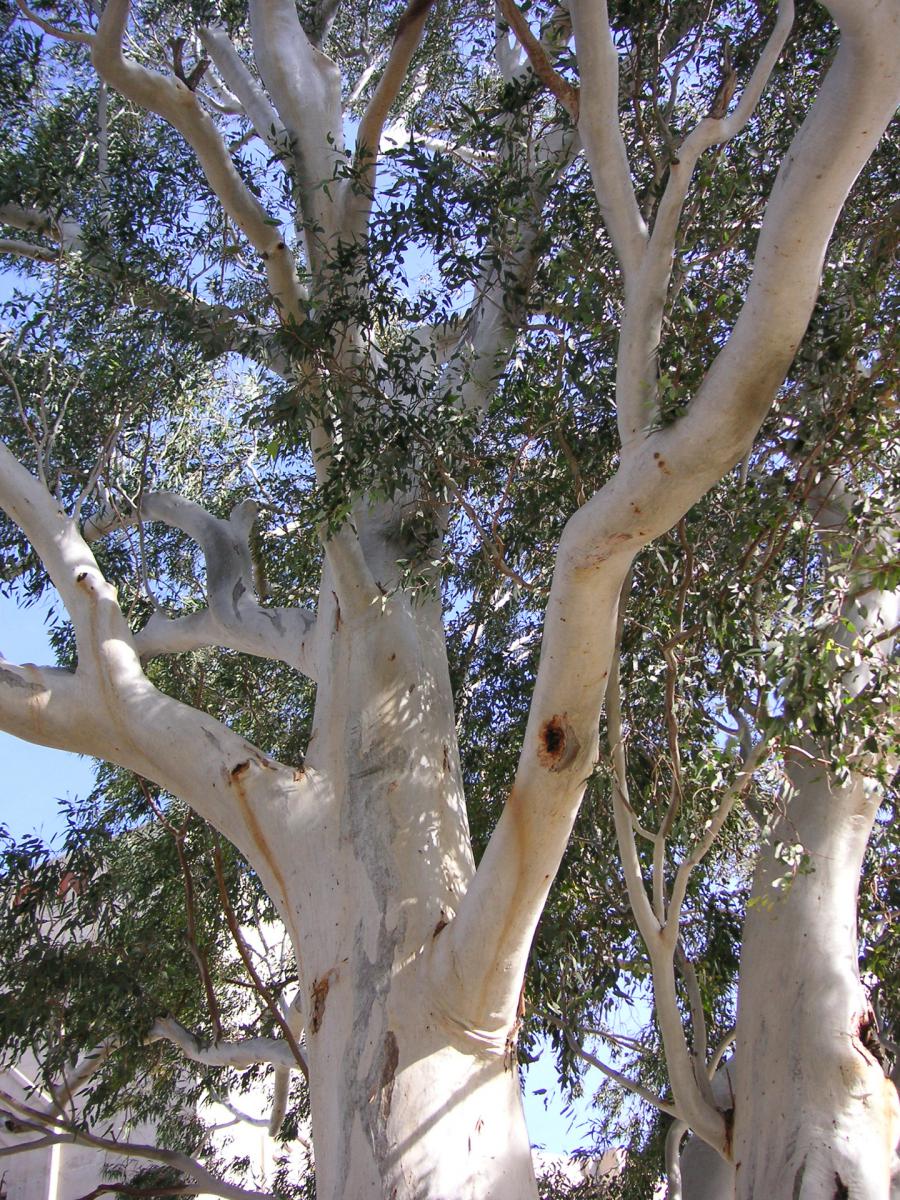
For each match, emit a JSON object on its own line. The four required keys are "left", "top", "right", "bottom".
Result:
{"left": 305, "top": 968, "right": 537, "bottom": 1199}
{"left": 731, "top": 752, "right": 899, "bottom": 1200}
{"left": 282, "top": 566, "right": 537, "bottom": 1198}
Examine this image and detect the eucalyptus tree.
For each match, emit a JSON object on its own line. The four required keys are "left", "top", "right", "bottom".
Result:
{"left": 0, "top": 1, "right": 897, "bottom": 1199}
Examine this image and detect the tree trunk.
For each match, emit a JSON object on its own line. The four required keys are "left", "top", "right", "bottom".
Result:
{"left": 283, "top": 567, "right": 538, "bottom": 1198}
{"left": 731, "top": 750, "right": 899, "bottom": 1200}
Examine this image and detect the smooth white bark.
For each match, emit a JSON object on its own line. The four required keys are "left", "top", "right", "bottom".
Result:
{"left": 2, "top": 1, "right": 898, "bottom": 1196}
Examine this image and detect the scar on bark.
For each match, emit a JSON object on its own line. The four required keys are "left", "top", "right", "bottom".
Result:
{"left": 432, "top": 911, "right": 449, "bottom": 938}
{"left": 722, "top": 1106, "right": 734, "bottom": 1156}
{"left": 537, "top": 714, "right": 580, "bottom": 772}
{"left": 310, "top": 973, "right": 332, "bottom": 1034}
{"left": 833, "top": 1173, "right": 849, "bottom": 1200}
{"left": 854, "top": 1005, "right": 889, "bottom": 1068}
{"left": 378, "top": 1030, "right": 399, "bottom": 1118}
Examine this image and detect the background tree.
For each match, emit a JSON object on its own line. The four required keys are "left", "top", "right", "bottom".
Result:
{"left": 0, "top": 1, "right": 897, "bottom": 1198}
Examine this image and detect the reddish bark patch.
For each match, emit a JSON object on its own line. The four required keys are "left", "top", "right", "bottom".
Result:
{"left": 537, "top": 714, "right": 580, "bottom": 772}
{"left": 230, "top": 760, "right": 250, "bottom": 778}
{"left": 310, "top": 973, "right": 331, "bottom": 1034}
{"left": 432, "top": 913, "right": 449, "bottom": 938}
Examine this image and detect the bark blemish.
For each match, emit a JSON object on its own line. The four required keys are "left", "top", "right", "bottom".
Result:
{"left": 537, "top": 714, "right": 580, "bottom": 772}
{"left": 433, "top": 912, "right": 449, "bottom": 938}
{"left": 378, "top": 1030, "right": 399, "bottom": 1118}
{"left": 833, "top": 1173, "right": 849, "bottom": 1200}
{"left": 230, "top": 760, "right": 250, "bottom": 779}
{"left": 310, "top": 972, "right": 332, "bottom": 1034}
{"left": 855, "top": 1005, "right": 888, "bottom": 1068}
{"left": 442, "top": 743, "right": 450, "bottom": 773}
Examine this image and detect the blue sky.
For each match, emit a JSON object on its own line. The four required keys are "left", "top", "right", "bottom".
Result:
{"left": 0, "top": 591, "right": 96, "bottom": 840}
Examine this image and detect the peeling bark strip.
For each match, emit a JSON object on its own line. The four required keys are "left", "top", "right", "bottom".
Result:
{"left": 310, "top": 973, "right": 331, "bottom": 1034}
{"left": 537, "top": 714, "right": 581, "bottom": 772}
{"left": 378, "top": 1030, "right": 399, "bottom": 1118}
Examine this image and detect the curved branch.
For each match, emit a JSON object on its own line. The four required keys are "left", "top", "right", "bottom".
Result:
{"left": 552, "top": 1020, "right": 680, "bottom": 1119}
{"left": 0, "top": 237, "right": 58, "bottom": 263}
{"left": 0, "top": 442, "right": 317, "bottom": 877}
{"left": 198, "top": 26, "right": 289, "bottom": 157}
{"left": 496, "top": 0, "right": 579, "bottom": 120}
{"left": 616, "top": 0, "right": 795, "bottom": 445}
{"left": 14, "top": 0, "right": 93, "bottom": 45}
{"left": 350, "top": 0, "right": 439, "bottom": 225}
{"left": 149, "top": 1017, "right": 301, "bottom": 1072}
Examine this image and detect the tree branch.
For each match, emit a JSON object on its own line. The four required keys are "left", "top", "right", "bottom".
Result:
{"left": 0, "top": 237, "right": 58, "bottom": 263}
{"left": 615, "top": 0, "right": 795, "bottom": 446}
{"left": 198, "top": 26, "right": 289, "bottom": 157}
{"left": 91, "top": 0, "right": 303, "bottom": 318}
{"left": 14, "top": 0, "right": 93, "bottom": 45}
{"left": 0, "top": 442, "right": 317, "bottom": 874}
{"left": 433, "top": 0, "right": 899, "bottom": 1071}
{"left": 148, "top": 1016, "right": 300, "bottom": 1072}
{"left": 350, "top": 0, "right": 438, "bottom": 231}
{"left": 496, "top": 0, "right": 579, "bottom": 120}
{"left": 439, "top": 123, "right": 577, "bottom": 417}
{"left": 212, "top": 842, "right": 309, "bottom": 1079}
{"left": 552, "top": 1018, "right": 680, "bottom": 1118}
{"left": 568, "top": 0, "right": 648, "bottom": 279}
{"left": 247, "top": 0, "right": 344, "bottom": 267}
{"left": 0, "top": 1090, "right": 274, "bottom": 1200}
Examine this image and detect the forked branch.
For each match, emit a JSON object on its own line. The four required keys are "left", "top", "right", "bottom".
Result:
{"left": 87, "top": 492, "right": 319, "bottom": 679}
